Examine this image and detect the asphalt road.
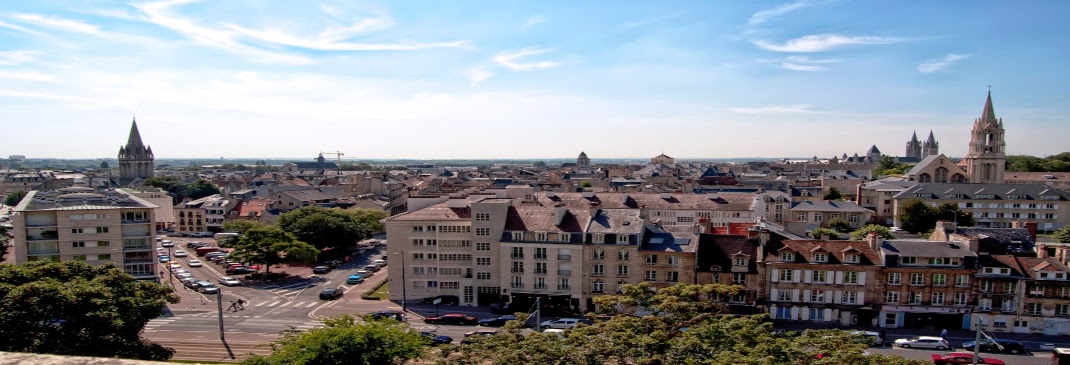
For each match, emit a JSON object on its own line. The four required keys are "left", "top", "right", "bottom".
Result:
{"left": 868, "top": 346, "right": 1053, "bottom": 365}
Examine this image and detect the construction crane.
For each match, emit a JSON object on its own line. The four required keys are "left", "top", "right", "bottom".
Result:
{"left": 320, "top": 151, "right": 345, "bottom": 162}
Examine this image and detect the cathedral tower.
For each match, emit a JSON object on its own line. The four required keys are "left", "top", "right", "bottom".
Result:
{"left": 964, "top": 91, "right": 1006, "bottom": 183}
{"left": 922, "top": 130, "right": 939, "bottom": 158}
{"left": 577, "top": 151, "right": 590, "bottom": 167}
{"left": 905, "top": 131, "right": 922, "bottom": 159}
{"left": 118, "top": 118, "right": 155, "bottom": 181}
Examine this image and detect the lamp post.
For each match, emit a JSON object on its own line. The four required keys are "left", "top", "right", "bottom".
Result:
{"left": 395, "top": 251, "right": 407, "bottom": 313}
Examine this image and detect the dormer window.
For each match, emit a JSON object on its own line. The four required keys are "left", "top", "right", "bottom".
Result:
{"left": 901, "top": 257, "right": 917, "bottom": 265}
{"left": 733, "top": 257, "right": 748, "bottom": 266}
{"left": 535, "top": 232, "right": 548, "bottom": 241}
{"left": 983, "top": 267, "right": 1011, "bottom": 275}
{"left": 512, "top": 232, "right": 523, "bottom": 240}
{"left": 617, "top": 235, "right": 629, "bottom": 244}
{"left": 813, "top": 253, "right": 828, "bottom": 263}
{"left": 592, "top": 234, "right": 604, "bottom": 244}
{"left": 1040, "top": 272, "right": 1068, "bottom": 280}
{"left": 844, "top": 254, "right": 860, "bottom": 264}
{"left": 780, "top": 252, "right": 795, "bottom": 261}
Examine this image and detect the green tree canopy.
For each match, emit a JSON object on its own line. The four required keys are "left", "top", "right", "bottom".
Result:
{"left": 1052, "top": 225, "right": 1070, "bottom": 243}
{"left": 4, "top": 190, "right": 27, "bottom": 206}
{"left": 278, "top": 206, "right": 370, "bottom": 250}
{"left": 222, "top": 220, "right": 270, "bottom": 234}
{"left": 825, "top": 218, "right": 851, "bottom": 232}
{"left": 243, "top": 315, "right": 427, "bottom": 365}
{"left": 0, "top": 261, "right": 179, "bottom": 360}
{"left": 1006, "top": 153, "right": 1070, "bottom": 172}
{"left": 99, "top": 161, "right": 109, "bottom": 169}
{"left": 229, "top": 226, "right": 318, "bottom": 273}
{"left": 849, "top": 224, "right": 896, "bottom": 240}
{"left": 897, "top": 200, "right": 974, "bottom": 234}
{"left": 809, "top": 227, "right": 841, "bottom": 240}
{"left": 343, "top": 208, "right": 388, "bottom": 233}
{"left": 142, "top": 176, "right": 188, "bottom": 204}
{"left": 186, "top": 178, "right": 221, "bottom": 201}
{"left": 823, "top": 187, "right": 843, "bottom": 200}
{"left": 0, "top": 224, "right": 10, "bottom": 262}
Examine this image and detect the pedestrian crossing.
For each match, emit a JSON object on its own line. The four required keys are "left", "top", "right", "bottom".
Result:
{"left": 255, "top": 281, "right": 316, "bottom": 301}
{"left": 179, "top": 300, "right": 321, "bottom": 317}
{"left": 144, "top": 318, "right": 177, "bottom": 330}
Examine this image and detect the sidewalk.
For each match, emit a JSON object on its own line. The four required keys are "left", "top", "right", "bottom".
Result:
{"left": 773, "top": 321, "right": 1070, "bottom": 350}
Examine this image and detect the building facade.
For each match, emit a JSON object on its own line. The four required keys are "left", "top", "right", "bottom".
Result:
{"left": 765, "top": 239, "right": 883, "bottom": 326}
{"left": 894, "top": 183, "right": 1069, "bottom": 231}
{"left": 878, "top": 240, "right": 978, "bottom": 330}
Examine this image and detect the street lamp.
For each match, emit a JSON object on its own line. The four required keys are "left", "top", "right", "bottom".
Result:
{"left": 394, "top": 251, "right": 407, "bottom": 313}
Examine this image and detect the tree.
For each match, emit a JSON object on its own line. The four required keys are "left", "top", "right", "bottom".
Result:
{"left": 825, "top": 218, "right": 851, "bottom": 232}
{"left": 0, "top": 224, "right": 10, "bottom": 262}
{"left": 343, "top": 208, "right": 388, "bottom": 233}
{"left": 4, "top": 190, "right": 26, "bottom": 206}
{"left": 142, "top": 176, "right": 188, "bottom": 204}
{"left": 0, "top": 261, "right": 179, "bottom": 360}
{"left": 186, "top": 178, "right": 221, "bottom": 201}
{"left": 229, "top": 226, "right": 318, "bottom": 273}
{"left": 278, "top": 206, "right": 369, "bottom": 250}
{"left": 1052, "top": 225, "right": 1070, "bottom": 243}
{"left": 243, "top": 315, "right": 427, "bottom": 365}
{"left": 533, "top": 161, "right": 547, "bottom": 167}
{"left": 849, "top": 224, "right": 896, "bottom": 240}
{"left": 217, "top": 220, "right": 270, "bottom": 247}
{"left": 933, "top": 202, "right": 975, "bottom": 227}
{"left": 580, "top": 181, "right": 593, "bottom": 188}
{"left": 897, "top": 199, "right": 935, "bottom": 234}
{"left": 437, "top": 283, "right": 925, "bottom": 365}
{"left": 99, "top": 161, "right": 109, "bottom": 169}
{"left": 809, "top": 228, "right": 841, "bottom": 240}
{"left": 823, "top": 187, "right": 843, "bottom": 200}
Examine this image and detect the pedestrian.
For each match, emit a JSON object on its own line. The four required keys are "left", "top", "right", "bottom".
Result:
{"left": 879, "top": 329, "right": 887, "bottom": 346}
{"left": 940, "top": 328, "right": 948, "bottom": 338}
{"left": 237, "top": 299, "right": 245, "bottom": 310}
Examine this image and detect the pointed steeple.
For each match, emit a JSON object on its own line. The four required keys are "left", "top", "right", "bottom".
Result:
{"left": 910, "top": 131, "right": 919, "bottom": 143}
{"left": 127, "top": 117, "right": 145, "bottom": 150}
{"left": 980, "top": 90, "right": 998, "bottom": 126}
{"left": 926, "top": 130, "right": 937, "bottom": 145}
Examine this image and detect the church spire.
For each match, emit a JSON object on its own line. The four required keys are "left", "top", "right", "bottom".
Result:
{"left": 980, "top": 90, "right": 998, "bottom": 127}
{"left": 910, "top": 131, "right": 919, "bottom": 143}
{"left": 926, "top": 130, "right": 937, "bottom": 145}
{"left": 127, "top": 117, "right": 145, "bottom": 150}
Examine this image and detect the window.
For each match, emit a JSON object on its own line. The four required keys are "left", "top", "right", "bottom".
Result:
{"left": 809, "top": 308, "right": 825, "bottom": 321}
{"left": 511, "top": 232, "right": 523, "bottom": 240}
{"left": 909, "top": 292, "right": 922, "bottom": 305}
{"left": 733, "top": 257, "right": 747, "bottom": 266}
{"left": 535, "top": 262, "right": 547, "bottom": 274}
{"left": 559, "top": 233, "right": 571, "bottom": 242}
{"left": 777, "top": 290, "right": 792, "bottom": 301}
{"left": 95, "top": 227, "right": 109, "bottom": 233}
{"left": 980, "top": 281, "right": 994, "bottom": 293}
{"left": 72, "top": 255, "right": 86, "bottom": 261}
{"left": 886, "top": 291, "right": 899, "bottom": 303}
{"left": 780, "top": 252, "right": 794, "bottom": 261}
{"left": 779, "top": 269, "right": 794, "bottom": 282}
{"left": 901, "top": 257, "right": 917, "bottom": 265}
{"left": 956, "top": 275, "right": 970, "bottom": 287}
{"left": 617, "top": 235, "right": 629, "bottom": 244}
{"left": 841, "top": 291, "right": 857, "bottom": 304}
{"left": 476, "top": 257, "right": 491, "bottom": 266}
{"left": 593, "top": 281, "right": 605, "bottom": 293}
{"left": 929, "top": 257, "right": 957, "bottom": 266}
{"left": 534, "top": 277, "right": 546, "bottom": 289}
{"left": 511, "top": 277, "right": 522, "bottom": 288}
{"left": 618, "top": 250, "right": 629, "bottom": 261}
{"left": 1004, "top": 282, "right": 1016, "bottom": 294}
{"left": 888, "top": 273, "right": 902, "bottom": 285}
{"left": 667, "top": 256, "right": 678, "bottom": 266}
{"left": 843, "top": 271, "right": 858, "bottom": 284}
{"left": 71, "top": 228, "right": 84, "bottom": 234}
{"left": 646, "top": 270, "right": 657, "bottom": 281}
{"left": 476, "top": 242, "right": 491, "bottom": 251}
{"left": 910, "top": 273, "right": 924, "bottom": 286}
{"left": 71, "top": 241, "right": 86, "bottom": 248}
{"left": 536, "top": 232, "right": 548, "bottom": 241}
{"left": 814, "top": 213, "right": 823, "bottom": 222}
{"left": 1059, "top": 287, "right": 1070, "bottom": 298}
{"left": 592, "top": 234, "right": 605, "bottom": 244}
{"left": 811, "top": 290, "right": 825, "bottom": 303}
{"left": 812, "top": 270, "right": 826, "bottom": 283}
{"left": 475, "top": 213, "right": 490, "bottom": 221}
{"left": 1028, "top": 303, "right": 1043, "bottom": 315}
{"left": 593, "top": 249, "right": 605, "bottom": 260}
{"left": 646, "top": 255, "right": 658, "bottom": 265}
{"left": 592, "top": 264, "right": 604, "bottom": 276}
{"left": 97, "top": 254, "right": 110, "bottom": 260}
{"left": 932, "top": 274, "right": 947, "bottom": 286}
{"left": 954, "top": 292, "right": 968, "bottom": 306}
{"left": 617, "top": 265, "right": 629, "bottom": 276}
{"left": 732, "top": 273, "right": 746, "bottom": 285}
{"left": 476, "top": 272, "right": 491, "bottom": 280}
{"left": 844, "top": 254, "right": 859, "bottom": 264}
{"left": 1058, "top": 304, "right": 1070, "bottom": 317}
{"left": 511, "top": 262, "right": 524, "bottom": 274}
{"left": 931, "top": 292, "right": 945, "bottom": 305}
{"left": 535, "top": 248, "right": 547, "bottom": 259}
{"left": 813, "top": 253, "right": 827, "bottom": 263}
{"left": 475, "top": 228, "right": 490, "bottom": 236}
{"left": 795, "top": 213, "right": 807, "bottom": 221}
{"left": 511, "top": 247, "right": 524, "bottom": 259}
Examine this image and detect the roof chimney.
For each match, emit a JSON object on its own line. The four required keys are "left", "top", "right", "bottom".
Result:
{"left": 866, "top": 232, "right": 881, "bottom": 251}
{"left": 447, "top": 197, "right": 467, "bottom": 208}
{"left": 553, "top": 204, "right": 567, "bottom": 226}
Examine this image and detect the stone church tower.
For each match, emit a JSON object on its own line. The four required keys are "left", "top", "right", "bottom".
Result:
{"left": 964, "top": 91, "right": 1006, "bottom": 183}
{"left": 577, "top": 151, "right": 590, "bottom": 167}
{"left": 118, "top": 118, "right": 155, "bottom": 181}
{"left": 905, "top": 131, "right": 939, "bottom": 159}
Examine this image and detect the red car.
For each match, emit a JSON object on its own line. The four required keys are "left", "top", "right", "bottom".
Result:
{"left": 931, "top": 352, "right": 1006, "bottom": 365}
{"left": 423, "top": 314, "right": 478, "bottom": 325}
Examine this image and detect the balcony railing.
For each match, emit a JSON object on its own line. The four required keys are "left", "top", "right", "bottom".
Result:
{"left": 592, "top": 272, "right": 604, "bottom": 277}
{"left": 511, "top": 269, "right": 524, "bottom": 274}
{"left": 511, "top": 283, "right": 524, "bottom": 289}
{"left": 511, "top": 254, "right": 524, "bottom": 259}
{"left": 558, "top": 255, "right": 571, "bottom": 261}
{"left": 28, "top": 249, "right": 60, "bottom": 255}
{"left": 558, "top": 285, "right": 571, "bottom": 290}
{"left": 124, "top": 258, "right": 154, "bottom": 263}
{"left": 616, "top": 273, "right": 629, "bottom": 278}
{"left": 534, "top": 269, "right": 547, "bottom": 275}
{"left": 121, "top": 219, "right": 151, "bottom": 224}
{"left": 535, "top": 255, "right": 547, "bottom": 260}
{"left": 558, "top": 270, "right": 572, "bottom": 276}
{"left": 534, "top": 284, "right": 547, "bottom": 289}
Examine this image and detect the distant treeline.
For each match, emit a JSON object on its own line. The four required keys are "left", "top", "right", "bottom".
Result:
{"left": 1006, "top": 153, "right": 1070, "bottom": 172}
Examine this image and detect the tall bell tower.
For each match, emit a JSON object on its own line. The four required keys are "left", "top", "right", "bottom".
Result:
{"left": 118, "top": 118, "right": 155, "bottom": 181}
{"left": 964, "top": 91, "right": 1006, "bottom": 184}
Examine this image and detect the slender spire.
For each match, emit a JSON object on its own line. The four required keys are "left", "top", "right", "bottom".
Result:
{"left": 980, "top": 90, "right": 998, "bottom": 126}
{"left": 126, "top": 117, "right": 145, "bottom": 149}
{"left": 926, "top": 130, "right": 937, "bottom": 145}
{"left": 910, "top": 131, "right": 919, "bottom": 143}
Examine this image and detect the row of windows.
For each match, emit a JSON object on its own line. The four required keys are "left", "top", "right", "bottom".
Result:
{"left": 962, "top": 202, "right": 1059, "bottom": 209}
{"left": 886, "top": 291, "right": 968, "bottom": 306}
{"left": 590, "top": 264, "right": 631, "bottom": 276}
{"left": 69, "top": 213, "right": 107, "bottom": 220}
{"left": 69, "top": 227, "right": 109, "bottom": 234}
{"left": 644, "top": 254, "right": 680, "bottom": 266}
{"left": 779, "top": 252, "right": 860, "bottom": 263}
{"left": 439, "top": 226, "right": 471, "bottom": 233}
{"left": 71, "top": 241, "right": 110, "bottom": 248}
{"left": 887, "top": 273, "right": 970, "bottom": 286}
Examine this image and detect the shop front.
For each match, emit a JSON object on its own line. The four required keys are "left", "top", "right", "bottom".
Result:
{"left": 879, "top": 305, "right": 970, "bottom": 330}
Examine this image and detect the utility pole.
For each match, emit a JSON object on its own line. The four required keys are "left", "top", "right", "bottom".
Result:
{"left": 167, "top": 246, "right": 174, "bottom": 288}
{"left": 217, "top": 289, "right": 225, "bottom": 342}
{"left": 536, "top": 297, "right": 542, "bottom": 332}
{"left": 395, "top": 251, "right": 407, "bottom": 313}
{"left": 973, "top": 316, "right": 982, "bottom": 365}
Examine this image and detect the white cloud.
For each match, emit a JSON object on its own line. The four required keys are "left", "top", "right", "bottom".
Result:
{"left": 463, "top": 68, "right": 494, "bottom": 84}
{"left": 754, "top": 34, "right": 904, "bottom": 52}
{"left": 493, "top": 48, "right": 564, "bottom": 71}
{"left": 0, "top": 20, "right": 51, "bottom": 37}
{"left": 730, "top": 105, "right": 819, "bottom": 114}
{"left": 748, "top": 1, "right": 809, "bottom": 26}
{"left": 917, "top": 53, "right": 971, "bottom": 73}
{"left": 0, "top": 71, "right": 58, "bottom": 82}
{"left": 0, "top": 50, "right": 41, "bottom": 66}
{"left": 228, "top": 24, "right": 470, "bottom": 51}
{"left": 0, "top": 89, "right": 80, "bottom": 101}
{"left": 11, "top": 14, "right": 100, "bottom": 33}
{"left": 758, "top": 56, "right": 838, "bottom": 71}
{"left": 779, "top": 63, "right": 824, "bottom": 71}
{"left": 522, "top": 15, "right": 545, "bottom": 29}
{"left": 624, "top": 15, "right": 675, "bottom": 29}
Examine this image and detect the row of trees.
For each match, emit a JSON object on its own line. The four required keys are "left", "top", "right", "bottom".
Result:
{"left": 244, "top": 283, "right": 927, "bottom": 365}
{"left": 809, "top": 224, "right": 895, "bottom": 241}
{"left": 142, "top": 176, "right": 221, "bottom": 204}
{"left": 897, "top": 200, "right": 974, "bottom": 233}
{"left": 4, "top": 190, "right": 26, "bottom": 206}
{"left": 1006, "top": 152, "right": 1070, "bottom": 172}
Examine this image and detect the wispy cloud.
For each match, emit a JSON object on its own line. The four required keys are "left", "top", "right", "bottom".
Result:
{"left": 754, "top": 34, "right": 905, "bottom": 52}
{"left": 11, "top": 14, "right": 100, "bottom": 33}
{"left": 463, "top": 68, "right": 494, "bottom": 84}
{"left": 229, "top": 24, "right": 470, "bottom": 51}
{"left": 0, "top": 50, "right": 41, "bottom": 66}
{"left": 0, "top": 89, "right": 80, "bottom": 101}
{"left": 758, "top": 55, "right": 839, "bottom": 71}
{"left": 522, "top": 15, "right": 545, "bottom": 29}
{"left": 624, "top": 15, "right": 676, "bottom": 29}
{"left": 0, "top": 70, "right": 58, "bottom": 82}
{"left": 0, "top": 20, "right": 51, "bottom": 37}
{"left": 917, "top": 53, "right": 971, "bottom": 73}
{"left": 748, "top": 1, "right": 809, "bottom": 26}
{"left": 730, "top": 104, "right": 819, "bottom": 114}
{"left": 780, "top": 63, "right": 824, "bottom": 71}
{"left": 493, "top": 48, "right": 564, "bottom": 71}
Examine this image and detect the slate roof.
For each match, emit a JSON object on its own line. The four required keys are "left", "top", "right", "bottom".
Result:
{"left": 696, "top": 234, "right": 759, "bottom": 273}
{"left": 389, "top": 202, "right": 471, "bottom": 221}
{"left": 1014, "top": 257, "right": 1070, "bottom": 279}
{"left": 881, "top": 239, "right": 979, "bottom": 259}
{"left": 640, "top": 224, "right": 698, "bottom": 253}
{"left": 766, "top": 239, "right": 882, "bottom": 265}
{"left": 895, "top": 183, "right": 1070, "bottom": 200}
{"left": 278, "top": 189, "right": 332, "bottom": 202}
{"left": 954, "top": 227, "right": 1035, "bottom": 255}
{"left": 586, "top": 208, "right": 644, "bottom": 234}
{"left": 976, "top": 254, "right": 1024, "bottom": 277}
{"left": 533, "top": 192, "right": 757, "bottom": 212}
{"left": 904, "top": 155, "right": 943, "bottom": 177}
{"left": 503, "top": 206, "right": 590, "bottom": 233}
{"left": 789, "top": 200, "right": 873, "bottom": 213}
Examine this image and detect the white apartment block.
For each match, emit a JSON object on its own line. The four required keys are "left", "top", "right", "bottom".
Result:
{"left": 10, "top": 187, "right": 158, "bottom": 280}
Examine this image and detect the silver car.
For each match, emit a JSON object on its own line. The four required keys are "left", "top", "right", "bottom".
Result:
{"left": 894, "top": 336, "right": 950, "bottom": 350}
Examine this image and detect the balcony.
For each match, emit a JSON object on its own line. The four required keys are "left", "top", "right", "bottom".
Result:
{"left": 616, "top": 273, "right": 629, "bottom": 278}
{"left": 511, "top": 283, "right": 524, "bottom": 289}
{"left": 121, "top": 219, "right": 151, "bottom": 224}
{"left": 534, "top": 270, "right": 547, "bottom": 275}
{"left": 511, "top": 269, "right": 524, "bottom": 274}
{"left": 558, "top": 255, "right": 571, "bottom": 261}
{"left": 976, "top": 306, "right": 993, "bottom": 312}
{"left": 558, "top": 269, "right": 572, "bottom": 276}
{"left": 124, "top": 257, "right": 154, "bottom": 263}
{"left": 592, "top": 272, "right": 604, "bottom": 277}
{"left": 534, "top": 284, "right": 548, "bottom": 289}
{"left": 28, "top": 248, "right": 60, "bottom": 255}
{"left": 511, "top": 254, "right": 524, "bottom": 259}
{"left": 558, "top": 285, "right": 571, "bottom": 290}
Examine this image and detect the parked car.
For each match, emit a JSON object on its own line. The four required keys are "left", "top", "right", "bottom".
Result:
{"left": 540, "top": 318, "right": 582, "bottom": 329}
{"left": 894, "top": 336, "right": 951, "bottom": 350}
{"left": 363, "top": 264, "right": 380, "bottom": 272}
{"left": 161, "top": 240, "right": 174, "bottom": 247}
{"left": 461, "top": 329, "right": 499, "bottom": 343}
{"left": 188, "top": 259, "right": 202, "bottom": 267}
{"left": 195, "top": 247, "right": 222, "bottom": 256}
{"left": 421, "top": 295, "right": 459, "bottom": 305}
{"left": 173, "top": 249, "right": 188, "bottom": 257}
{"left": 848, "top": 330, "right": 883, "bottom": 346}
{"left": 931, "top": 352, "right": 1006, "bottom": 365}
{"left": 346, "top": 275, "right": 365, "bottom": 284}
{"left": 158, "top": 255, "right": 171, "bottom": 263}
{"left": 226, "top": 266, "right": 256, "bottom": 275}
{"left": 181, "top": 277, "right": 200, "bottom": 289}
{"left": 218, "top": 276, "right": 243, "bottom": 286}
{"left": 367, "top": 310, "right": 406, "bottom": 321}
{"left": 195, "top": 281, "right": 219, "bottom": 294}
{"left": 175, "top": 272, "right": 195, "bottom": 280}
{"left": 167, "top": 232, "right": 186, "bottom": 237}
{"left": 421, "top": 331, "right": 453, "bottom": 345}
{"left": 423, "top": 314, "right": 478, "bottom": 325}
{"left": 319, "top": 287, "right": 343, "bottom": 300}
{"left": 491, "top": 303, "right": 515, "bottom": 315}
{"left": 312, "top": 266, "right": 332, "bottom": 274}
{"left": 372, "top": 259, "right": 386, "bottom": 267}
{"left": 186, "top": 241, "right": 207, "bottom": 249}
{"left": 962, "top": 339, "right": 1025, "bottom": 354}
{"left": 355, "top": 270, "right": 373, "bottom": 278}
{"left": 478, "top": 315, "right": 517, "bottom": 327}
{"left": 324, "top": 260, "right": 343, "bottom": 268}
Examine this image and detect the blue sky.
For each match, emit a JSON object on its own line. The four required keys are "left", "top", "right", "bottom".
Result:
{"left": 1, "top": 0, "right": 1068, "bottom": 160}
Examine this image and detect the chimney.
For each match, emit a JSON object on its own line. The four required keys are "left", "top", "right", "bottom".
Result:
{"left": 866, "top": 232, "right": 881, "bottom": 251}
{"left": 1038, "top": 243, "right": 1049, "bottom": 259}
{"left": 553, "top": 204, "right": 567, "bottom": 226}
{"left": 966, "top": 237, "right": 980, "bottom": 253}
{"left": 589, "top": 201, "right": 601, "bottom": 219}
{"left": 447, "top": 197, "right": 467, "bottom": 208}
{"left": 933, "top": 220, "right": 956, "bottom": 241}
{"left": 820, "top": 234, "right": 830, "bottom": 241}
{"left": 1024, "top": 221, "right": 1038, "bottom": 243}
{"left": 620, "top": 194, "right": 629, "bottom": 205}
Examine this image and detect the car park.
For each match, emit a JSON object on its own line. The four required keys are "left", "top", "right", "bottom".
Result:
{"left": 161, "top": 240, "right": 174, "bottom": 247}
{"left": 158, "top": 255, "right": 171, "bottom": 263}
{"left": 931, "top": 352, "right": 1006, "bottom": 365}
{"left": 188, "top": 259, "right": 202, "bottom": 267}
{"left": 319, "top": 287, "right": 343, "bottom": 300}
{"left": 423, "top": 314, "right": 478, "bottom": 325}
{"left": 540, "top": 318, "right": 582, "bottom": 329}
{"left": 420, "top": 331, "right": 453, "bottom": 345}
{"left": 173, "top": 249, "right": 188, "bottom": 257}
{"left": 367, "top": 310, "right": 406, "bottom": 321}
{"left": 962, "top": 339, "right": 1025, "bottom": 354}
{"left": 346, "top": 275, "right": 365, "bottom": 284}
{"left": 218, "top": 276, "right": 243, "bottom": 286}
{"left": 312, "top": 266, "right": 332, "bottom": 274}
{"left": 226, "top": 266, "right": 256, "bottom": 275}
{"left": 421, "top": 295, "right": 460, "bottom": 305}
{"left": 478, "top": 315, "right": 517, "bottom": 327}
{"left": 894, "top": 336, "right": 951, "bottom": 350}
{"left": 195, "top": 281, "right": 219, "bottom": 294}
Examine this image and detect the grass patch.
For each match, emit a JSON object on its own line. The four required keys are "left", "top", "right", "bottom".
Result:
{"left": 361, "top": 278, "right": 389, "bottom": 300}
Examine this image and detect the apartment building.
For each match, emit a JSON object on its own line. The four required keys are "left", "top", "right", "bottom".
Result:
{"left": 879, "top": 240, "right": 978, "bottom": 330}
{"left": 10, "top": 187, "right": 158, "bottom": 280}
{"left": 856, "top": 178, "right": 916, "bottom": 225}
{"left": 122, "top": 187, "right": 175, "bottom": 231}
{"left": 787, "top": 200, "right": 874, "bottom": 232}
{"left": 819, "top": 169, "right": 871, "bottom": 196}
{"left": 894, "top": 183, "right": 1070, "bottom": 232}
{"left": 639, "top": 224, "right": 698, "bottom": 290}
{"left": 764, "top": 239, "right": 883, "bottom": 326}
{"left": 175, "top": 194, "right": 232, "bottom": 235}
{"left": 1015, "top": 256, "right": 1070, "bottom": 335}
{"left": 696, "top": 234, "right": 763, "bottom": 313}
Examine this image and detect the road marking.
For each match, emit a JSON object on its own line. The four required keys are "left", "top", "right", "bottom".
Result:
{"left": 255, "top": 301, "right": 267, "bottom": 307}
{"left": 293, "top": 301, "right": 305, "bottom": 307}
{"left": 306, "top": 302, "right": 317, "bottom": 308}
{"left": 267, "top": 301, "right": 281, "bottom": 307}
{"left": 278, "top": 302, "right": 291, "bottom": 308}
